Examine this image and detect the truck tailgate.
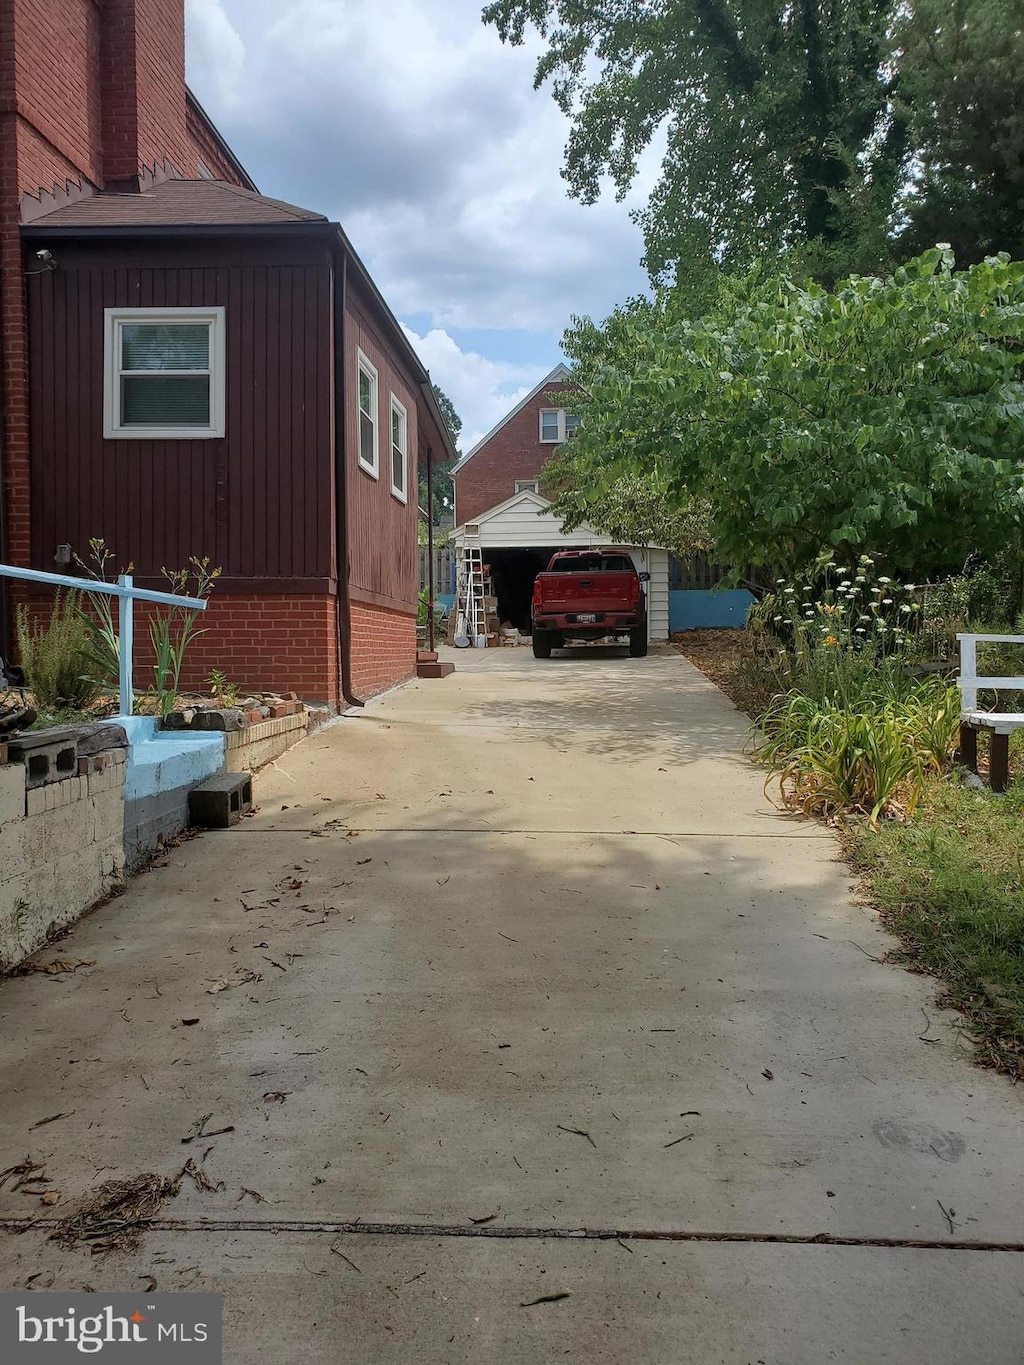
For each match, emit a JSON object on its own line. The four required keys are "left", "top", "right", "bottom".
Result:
{"left": 535, "top": 571, "right": 636, "bottom": 613}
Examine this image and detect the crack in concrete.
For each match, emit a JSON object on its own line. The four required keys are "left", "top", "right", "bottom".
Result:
{"left": 241, "top": 828, "right": 833, "bottom": 839}
{"left": 2, "top": 1218, "right": 1022, "bottom": 1253}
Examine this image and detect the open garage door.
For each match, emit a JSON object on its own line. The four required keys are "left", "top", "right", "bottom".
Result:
{"left": 484, "top": 547, "right": 559, "bottom": 633}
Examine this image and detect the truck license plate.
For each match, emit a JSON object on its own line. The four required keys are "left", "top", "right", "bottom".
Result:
{"left": 575, "top": 613, "right": 597, "bottom": 623}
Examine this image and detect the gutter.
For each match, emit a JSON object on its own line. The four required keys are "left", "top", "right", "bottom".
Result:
{"left": 332, "top": 250, "right": 364, "bottom": 711}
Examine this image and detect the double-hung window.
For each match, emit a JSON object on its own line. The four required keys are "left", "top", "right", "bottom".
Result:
{"left": 104, "top": 307, "right": 225, "bottom": 439}
{"left": 390, "top": 395, "right": 408, "bottom": 503}
{"left": 539, "top": 409, "right": 579, "bottom": 443}
{"left": 357, "top": 351, "right": 379, "bottom": 476}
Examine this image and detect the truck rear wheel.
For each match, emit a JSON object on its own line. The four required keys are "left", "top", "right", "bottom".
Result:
{"left": 629, "top": 627, "right": 648, "bottom": 658}
{"left": 532, "top": 629, "right": 553, "bottom": 659}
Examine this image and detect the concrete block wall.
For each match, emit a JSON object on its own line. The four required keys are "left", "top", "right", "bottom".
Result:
{"left": 225, "top": 712, "right": 309, "bottom": 774}
{"left": 0, "top": 760, "right": 126, "bottom": 973}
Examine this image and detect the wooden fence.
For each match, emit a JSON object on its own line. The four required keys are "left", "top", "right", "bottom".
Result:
{"left": 420, "top": 543, "right": 455, "bottom": 595}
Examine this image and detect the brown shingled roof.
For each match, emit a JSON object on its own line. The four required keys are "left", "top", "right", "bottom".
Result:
{"left": 29, "top": 178, "right": 327, "bottom": 229}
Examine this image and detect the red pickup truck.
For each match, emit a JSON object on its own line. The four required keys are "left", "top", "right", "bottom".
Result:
{"left": 531, "top": 549, "right": 650, "bottom": 658}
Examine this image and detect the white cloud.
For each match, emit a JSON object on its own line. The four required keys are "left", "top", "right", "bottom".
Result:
{"left": 185, "top": 0, "right": 246, "bottom": 109}
{"left": 401, "top": 325, "right": 547, "bottom": 452}
{"left": 186, "top": 0, "right": 651, "bottom": 358}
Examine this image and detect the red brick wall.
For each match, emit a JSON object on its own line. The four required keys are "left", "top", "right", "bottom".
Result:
{"left": 10, "top": 0, "right": 104, "bottom": 198}
{"left": 186, "top": 100, "right": 250, "bottom": 187}
{"left": 454, "top": 380, "right": 575, "bottom": 524}
{"left": 348, "top": 600, "right": 416, "bottom": 698}
{"left": 13, "top": 590, "right": 417, "bottom": 708}
{"left": 13, "top": 589, "right": 342, "bottom": 707}
{"left": 101, "top": 0, "right": 189, "bottom": 184}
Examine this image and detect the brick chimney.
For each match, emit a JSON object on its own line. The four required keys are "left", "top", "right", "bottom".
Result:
{"left": 101, "top": 0, "right": 190, "bottom": 189}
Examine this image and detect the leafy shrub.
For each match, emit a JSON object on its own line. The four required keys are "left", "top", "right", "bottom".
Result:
{"left": 16, "top": 592, "right": 99, "bottom": 711}
{"left": 753, "top": 677, "right": 961, "bottom": 824}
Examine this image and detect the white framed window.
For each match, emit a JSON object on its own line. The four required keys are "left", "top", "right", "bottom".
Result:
{"left": 390, "top": 394, "right": 408, "bottom": 503}
{"left": 103, "top": 307, "right": 225, "bottom": 439}
{"left": 515, "top": 479, "right": 539, "bottom": 494}
{"left": 357, "top": 350, "right": 379, "bottom": 476}
{"left": 539, "top": 408, "right": 579, "bottom": 443}
{"left": 539, "top": 409, "right": 561, "bottom": 442}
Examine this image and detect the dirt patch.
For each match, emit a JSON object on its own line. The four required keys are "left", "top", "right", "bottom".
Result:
{"left": 671, "top": 629, "right": 750, "bottom": 707}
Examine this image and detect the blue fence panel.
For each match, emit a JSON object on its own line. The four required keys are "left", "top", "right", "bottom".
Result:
{"left": 670, "top": 589, "right": 754, "bottom": 632}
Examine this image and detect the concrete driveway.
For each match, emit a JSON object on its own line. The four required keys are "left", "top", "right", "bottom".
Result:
{"left": 1, "top": 644, "right": 1022, "bottom": 1362}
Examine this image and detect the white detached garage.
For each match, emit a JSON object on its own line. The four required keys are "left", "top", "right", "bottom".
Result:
{"left": 450, "top": 489, "right": 670, "bottom": 644}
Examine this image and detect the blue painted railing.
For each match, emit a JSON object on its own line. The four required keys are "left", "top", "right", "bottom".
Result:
{"left": 0, "top": 564, "right": 207, "bottom": 717}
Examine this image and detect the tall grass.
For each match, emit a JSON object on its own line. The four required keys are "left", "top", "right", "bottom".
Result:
{"left": 754, "top": 679, "right": 960, "bottom": 824}
{"left": 16, "top": 592, "right": 99, "bottom": 712}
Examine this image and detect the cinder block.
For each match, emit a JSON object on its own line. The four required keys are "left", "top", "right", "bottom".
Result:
{"left": 0, "top": 764, "right": 25, "bottom": 825}
{"left": 188, "top": 771, "right": 253, "bottom": 829}
{"left": 7, "top": 731, "right": 78, "bottom": 789}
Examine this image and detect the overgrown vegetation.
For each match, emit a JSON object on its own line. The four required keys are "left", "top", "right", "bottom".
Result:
{"left": 149, "top": 560, "right": 220, "bottom": 718}
{"left": 845, "top": 782, "right": 1024, "bottom": 1078}
{"left": 16, "top": 592, "right": 99, "bottom": 712}
{"left": 675, "top": 553, "right": 1024, "bottom": 1075}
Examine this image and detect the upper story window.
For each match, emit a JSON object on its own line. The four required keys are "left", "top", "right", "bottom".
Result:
{"left": 390, "top": 395, "right": 408, "bottom": 503}
{"left": 515, "top": 479, "right": 539, "bottom": 494}
{"left": 103, "top": 307, "right": 225, "bottom": 440}
{"left": 357, "top": 350, "right": 379, "bottom": 477}
{"left": 539, "top": 409, "right": 579, "bottom": 443}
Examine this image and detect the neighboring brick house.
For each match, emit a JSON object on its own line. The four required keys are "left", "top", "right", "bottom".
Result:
{"left": 452, "top": 364, "right": 576, "bottom": 526}
{"left": 0, "top": 0, "right": 455, "bottom": 705}
{"left": 450, "top": 365, "right": 671, "bottom": 642}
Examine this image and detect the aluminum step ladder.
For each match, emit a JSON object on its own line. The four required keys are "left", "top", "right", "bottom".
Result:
{"left": 454, "top": 541, "right": 488, "bottom": 648}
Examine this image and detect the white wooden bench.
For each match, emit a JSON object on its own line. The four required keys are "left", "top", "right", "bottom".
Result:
{"left": 957, "top": 633, "right": 1024, "bottom": 793}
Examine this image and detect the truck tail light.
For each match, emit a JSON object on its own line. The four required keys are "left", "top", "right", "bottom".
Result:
{"left": 532, "top": 579, "right": 543, "bottom": 610}
{"left": 628, "top": 576, "right": 641, "bottom": 606}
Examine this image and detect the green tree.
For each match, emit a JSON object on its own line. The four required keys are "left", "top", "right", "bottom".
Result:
{"left": 896, "top": 0, "right": 1024, "bottom": 265}
{"left": 553, "top": 249, "right": 1024, "bottom": 580}
{"left": 482, "top": 0, "right": 905, "bottom": 286}
{"left": 420, "top": 384, "right": 461, "bottom": 524}
{"left": 542, "top": 463, "right": 715, "bottom": 557}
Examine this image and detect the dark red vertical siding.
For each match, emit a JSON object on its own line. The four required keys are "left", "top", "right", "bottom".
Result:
{"left": 344, "top": 282, "right": 419, "bottom": 613}
{"left": 25, "top": 235, "right": 334, "bottom": 590}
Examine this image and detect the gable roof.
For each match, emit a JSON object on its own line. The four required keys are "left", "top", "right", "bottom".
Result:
{"left": 24, "top": 178, "right": 327, "bottom": 229}
{"left": 452, "top": 487, "right": 554, "bottom": 531}
{"left": 451, "top": 362, "right": 571, "bottom": 475}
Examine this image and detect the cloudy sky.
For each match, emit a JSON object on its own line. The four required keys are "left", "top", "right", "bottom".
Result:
{"left": 184, "top": 0, "right": 653, "bottom": 449}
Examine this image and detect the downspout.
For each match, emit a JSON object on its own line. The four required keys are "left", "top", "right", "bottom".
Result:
{"left": 426, "top": 445, "right": 436, "bottom": 653}
{"left": 332, "top": 247, "right": 364, "bottom": 709}
{"left": 0, "top": 380, "right": 9, "bottom": 661}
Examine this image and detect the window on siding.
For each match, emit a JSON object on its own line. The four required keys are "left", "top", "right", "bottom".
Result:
{"left": 357, "top": 351, "right": 379, "bottom": 476}
{"left": 103, "top": 307, "right": 225, "bottom": 439}
{"left": 515, "top": 479, "right": 539, "bottom": 494}
{"left": 539, "top": 409, "right": 579, "bottom": 443}
{"left": 390, "top": 395, "right": 408, "bottom": 503}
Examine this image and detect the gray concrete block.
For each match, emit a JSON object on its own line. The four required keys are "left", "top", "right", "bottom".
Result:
{"left": 189, "top": 771, "right": 253, "bottom": 828}
{"left": 7, "top": 731, "right": 78, "bottom": 789}
{"left": 0, "top": 763, "right": 25, "bottom": 825}
{"left": 123, "top": 787, "right": 191, "bottom": 872}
